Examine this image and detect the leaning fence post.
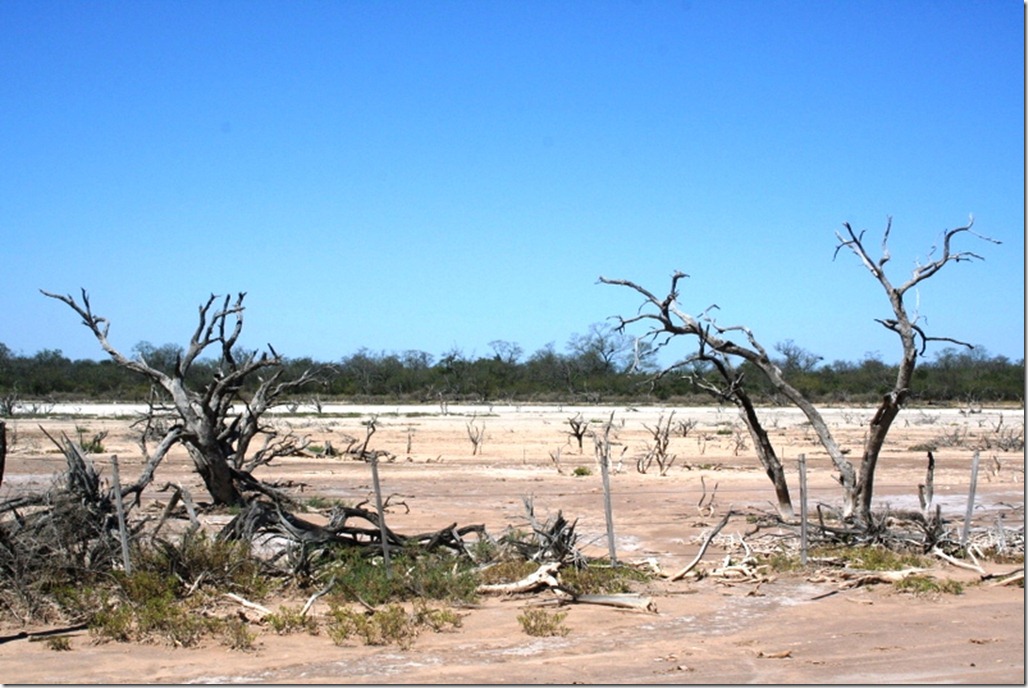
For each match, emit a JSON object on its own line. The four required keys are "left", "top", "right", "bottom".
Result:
{"left": 369, "top": 454, "right": 393, "bottom": 579}
{"left": 961, "top": 450, "right": 981, "bottom": 549}
{"left": 797, "top": 453, "right": 808, "bottom": 567}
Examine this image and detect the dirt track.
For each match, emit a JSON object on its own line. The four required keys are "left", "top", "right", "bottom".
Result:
{"left": 0, "top": 403, "right": 1023, "bottom": 684}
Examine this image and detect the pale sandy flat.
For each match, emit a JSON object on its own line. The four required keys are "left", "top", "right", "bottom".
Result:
{"left": 1, "top": 403, "right": 1023, "bottom": 684}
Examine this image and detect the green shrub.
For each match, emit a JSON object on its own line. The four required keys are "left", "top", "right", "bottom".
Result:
{"left": 266, "top": 605, "right": 319, "bottom": 635}
{"left": 134, "top": 530, "right": 272, "bottom": 599}
{"left": 517, "top": 608, "right": 569, "bottom": 637}
{"left": 560, "top": 562, "right": 650, "bottom": 595}
{"left": 894, "top": 575, "right": 963, "bottom": 597}
{"left": 220, "top": 617, "right": 258, "bottom": 651}
{"left": 325, "top": 604, "right": 419, "bottom": 649}
{"left": 812, "top": 544, "right": 929, "bottom": 571}
{"left": 321, "top": 548, "right": 478, "bottom": 606}
{"left": 476, "top": 560, "right": 538, "bottom": 586}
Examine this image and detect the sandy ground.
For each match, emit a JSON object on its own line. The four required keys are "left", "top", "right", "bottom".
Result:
{"left": 0, "top": 403, "right": 1023, "bottom": 684}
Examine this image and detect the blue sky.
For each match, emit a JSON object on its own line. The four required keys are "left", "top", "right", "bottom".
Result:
{"left": 2, "top": 0, "right": 1023, "bottom": 367}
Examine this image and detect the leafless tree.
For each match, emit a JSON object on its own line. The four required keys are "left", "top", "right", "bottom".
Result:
{"left": 600, "top": 271, "right": 810, "bottom": 518}
{"left": 601, "top": 216, "right": 996, "bottom": 526}
{"left": 42, "top": 289, "right": 322, "bottom": 506}
{"left": 466, "top": 416, "right": 485, "bottom": 455}
{"left": 566, "top": 413, "right": 590, "bottom": 452}
{"left": 833, "top": 216, "right": 999, "bottom": 522}
{"left": 638, "top": 411, "right": 678, "bottom": 476}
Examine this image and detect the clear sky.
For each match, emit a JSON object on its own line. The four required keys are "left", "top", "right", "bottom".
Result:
{"left": 2, "top": 0, "right": 1024, "bottom": 367}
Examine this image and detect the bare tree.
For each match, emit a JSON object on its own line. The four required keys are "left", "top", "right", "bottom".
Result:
{"left": 42, "top": 289, "right": 321, "bottom": 506}
{"left": 600, "top": 271, "right": 822, "bottom": 518}
{"left": 834, "top": 216, "right": 998, "bottom": 522}
{"left": 466, "top": 416, "right": 485, "bottom": 455}
{"left": 566, "top": 413, "right": 590, "bottom": 452}
{"left": 637, "top": 410, "right": 677, "bottom": 476}
{"left": 601, "top": 216, "right": 996, "bottom": 526}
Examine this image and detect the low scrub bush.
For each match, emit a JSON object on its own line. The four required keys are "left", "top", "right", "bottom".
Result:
{"left": 517, "top": 608, "right": 569, "bottom": 637}
{"left": 894, "top": 574, "right": 964, "bottom": 597}
{"left": 559, "top": 562, "right": 650, "bottom": 595}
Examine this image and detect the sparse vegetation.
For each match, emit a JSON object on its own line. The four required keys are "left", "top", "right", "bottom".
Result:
{"left": 265, "top": 605, "right": 319, "bottom": 635}
{"left": 517, "top": 608, "right": 570, "bottom": 637}
{"left": 893, "top": 574, "right": 964, "bottom": 597}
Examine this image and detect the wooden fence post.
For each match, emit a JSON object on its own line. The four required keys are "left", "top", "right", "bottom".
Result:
{"left": 961, "top": 451, "right": 981, "bottom": 549}
{"left": 597, "top": 411, "right": 618, "bottom": 565}
{"left": 369, "top": 454, "right": 393, "bottom": 579}
{"left": 797, "top": 453, "right": 808, "bottom": 567}
{"left": 0, "top": 421, "right": 6, "bottom": 490}
{"left": 111, "top": 455, "right": 132, "bottom": 575}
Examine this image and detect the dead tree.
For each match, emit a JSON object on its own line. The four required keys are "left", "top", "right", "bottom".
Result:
{"left": 600, "top": 272, "right": 809, "bottom": 518}
{"left": 42, "top": 289, "right": 321, "bottom": 506}
{"left": 566, "top": 413, "right": 590, "bottom": 452}
{"left": 638, "top": 411, "right": 677, "bottom": 476}
{"left": 601, "top": 216, "right": 995, "bottom": 526}
{"left": 834, "top": 216, "right": 998, "bottom": 523}
{"left": 466, "top": 416, "right": 485, "bottom": 455}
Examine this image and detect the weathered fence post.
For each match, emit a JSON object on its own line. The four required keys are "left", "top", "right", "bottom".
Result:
{"left": 110, "top": 455, "right": 132, "bottom": 575}
{"left": 0, "top": 421, "right": 6, "bottom": 489}
{"left": 369, "top": 454, "right": 393, "bottom": 579}
{"left": 797, "top": 453, "right": 808, "bottom": 566}
{"left": 597, "top": 411, "right": 618, "bottom": 565}
{"left": 961, "top": 450, "right": 981, "bottom": 549}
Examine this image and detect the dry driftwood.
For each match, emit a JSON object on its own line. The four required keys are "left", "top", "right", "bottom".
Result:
{"left": 932, "top": 546, "right": 987, "bottom": 575}
{"left": 669, "top": 510, "right": 734, "bottom": 581}
{"left": 225, "top": 592, "right": 272, "bottom": 617}
{"left": 836, "top": 567, "right": 928, "bottom": 588}
{"left": 477, "top": 562, "right": 656, "bottom": 612}
{"left": 477, "top": 562, "right": 561, "bottom": 595}
{"left": 566, "top": 593, "right": 657, "bottom": 613}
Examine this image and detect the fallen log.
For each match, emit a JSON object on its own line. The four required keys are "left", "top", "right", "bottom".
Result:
{"left": 566, "top": 593, "right": 657, "bottom": 613}
{"left": 987, "top": 570, "right": 1024, "bottom": 588}
{"left": 0, "top": 623, "right": 89, "bottom": 645}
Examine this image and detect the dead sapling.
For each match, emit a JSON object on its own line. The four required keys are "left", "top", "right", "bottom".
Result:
{"left": 466, "top": 416, "right": 485, "bottom": 456}
{"left": 731, "top": 423, "right": 749, "bottom": 457}
{"left": 637, "top": 411, "right": 679, "bottom": 476}
{"left": 549, "top": 446, "right": 565, "bottom": 475}
{"left": 675, "top": 417, "right": 698, "bottom": 438}
{"left": 566, "top": 413, "right": 590, "bottom": 453}
{"left": 697, "top": 475, "right": 719, "bottom": 518}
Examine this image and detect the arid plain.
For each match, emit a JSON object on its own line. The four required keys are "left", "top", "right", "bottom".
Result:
{"left": 0, "top": 402, "right": 1023, "bottom": 684}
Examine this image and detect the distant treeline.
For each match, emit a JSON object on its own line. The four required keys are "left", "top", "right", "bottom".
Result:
{"left": 1, "top": 336, "right": 1022, "bottom": 407}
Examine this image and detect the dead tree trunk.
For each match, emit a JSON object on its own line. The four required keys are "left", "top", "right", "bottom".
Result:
{"left": 691, "top": 344, "right": 793, "bottom": 518}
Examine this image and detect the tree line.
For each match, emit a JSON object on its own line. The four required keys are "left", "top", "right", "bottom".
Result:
{"left": 1, "top": 332, "right": 1021, "bottom": 408}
